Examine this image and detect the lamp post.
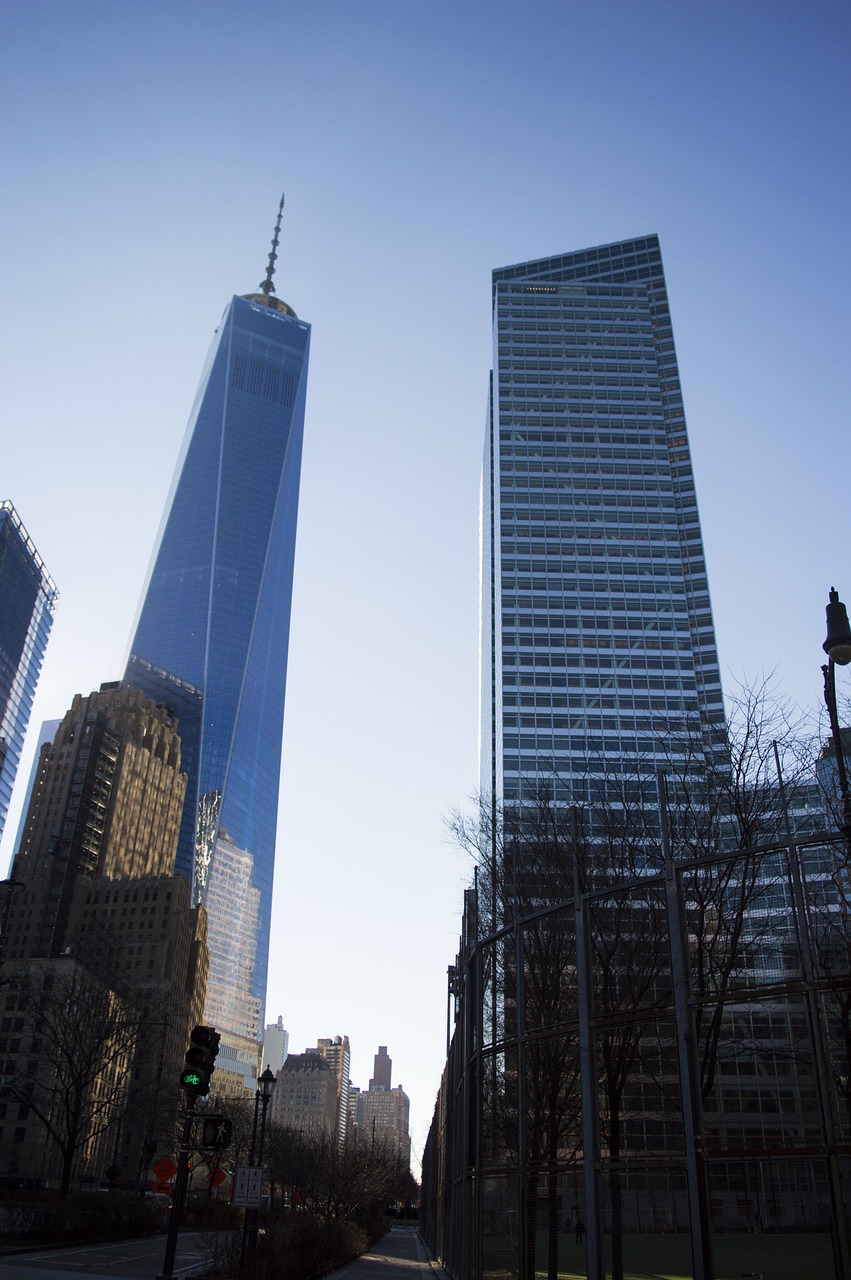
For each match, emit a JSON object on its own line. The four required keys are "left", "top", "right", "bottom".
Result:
{"left": 821, "top": 587, "right": 851, "bottom": 848}
{"left": 240, "top": 1066, "right": 277, "bottom": 1276}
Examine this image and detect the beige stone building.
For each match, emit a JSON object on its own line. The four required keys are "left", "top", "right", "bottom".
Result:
{"left": 269, "top": 1052, "right": 337, "bottom": 1138}
{"left": 0, "top": 683, "right": 208, "bottom": 1191}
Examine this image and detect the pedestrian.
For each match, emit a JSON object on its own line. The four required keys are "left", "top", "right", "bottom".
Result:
{"left": 575, "top": 1216, "right": 584, "bottom": 1245}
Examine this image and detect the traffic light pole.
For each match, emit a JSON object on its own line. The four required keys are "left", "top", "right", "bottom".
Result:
{"left": 157, "top": 1094, "right": 196, "bottom": 1280}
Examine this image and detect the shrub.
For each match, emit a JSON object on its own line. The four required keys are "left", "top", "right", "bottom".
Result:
{"left": 249, "top": 1212, "right": 369, "bottom": 1280}
{"left": 0, "top": 1191, "right": 162, "bottom": 1244}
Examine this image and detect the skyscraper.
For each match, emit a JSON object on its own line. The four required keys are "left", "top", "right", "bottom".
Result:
{"left": 124, "top": 201, "right": 310, "bottom": 1085}
{"left": 8, "top": 682, "right": 187, "bottom": 960}
{"left": 482, "top": 236, "right": 723, "bottom": 803}
{"left": 0, "top": 501, "right": 58, "bottom": 842}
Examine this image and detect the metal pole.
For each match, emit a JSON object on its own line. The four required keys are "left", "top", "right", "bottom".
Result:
{"left": 239, "top": 1086, "right": 262, "bottom": 1277}
{"left": 157, "top": 1095, "right": 195, "bottom": 1280}
{"left": 572, "top": 808, "right": 603, "bottom": 1280}
{"left": 823, "top": 660, "right": 851, "bottom": 852}
{"left": 657, "top": 770, "right": 713, "bottom": 1280}
{"left": 773, "top": 742, "right": 851, "bottom": 1280}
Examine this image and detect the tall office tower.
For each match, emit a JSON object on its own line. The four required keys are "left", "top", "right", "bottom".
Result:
{"left": 8, "top": 682, "right": 187, "bottom": 960}
{"left": 263, "top": 1014, "right": 290, "bottom": 1072}
{"left": 0, "top": 501, "right": 58, "bottom": 842}
{"left": 369, "top": 1044, "right": 392, "bottom": 1090}
{"left": 482, "top": 236, "right": 723, "bottom": 805}
{"left": 312, "top": 1035, "right": 351, "bottom": 1146}
{"left": 124, "top": 201, "right": 310, "bottom": 1086}
{"left": 361, "top": 1083, "right": 411, "bottom": 1169}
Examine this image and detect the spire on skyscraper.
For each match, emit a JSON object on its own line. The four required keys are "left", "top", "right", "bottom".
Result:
{"left": 245, "top": 194, "right": 297, "bottom": 317}
{"left": 259, "top": 194, "right": 285, "bottom": 296}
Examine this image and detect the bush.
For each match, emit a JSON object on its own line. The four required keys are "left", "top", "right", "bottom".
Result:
{"left": 250, "top": 1212, "right": 369, "bottom": 1280}
{"left": 0, "top": 1191, "right": 162, "bottom": 1244}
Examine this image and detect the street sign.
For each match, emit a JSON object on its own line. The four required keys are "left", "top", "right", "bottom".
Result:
{"left": 232, "top": 1166, "right": 263, "bottom": 1207}
{"left": 153, "top": 1154, "right": 177, "bottom": 1183}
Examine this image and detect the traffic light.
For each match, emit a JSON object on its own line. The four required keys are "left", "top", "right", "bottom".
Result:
{"left": 180, "top": 1024, "right": 220, "bottom": 1096}
{"left": 200, "top": 1115, "right": 233, "bottom": 1150}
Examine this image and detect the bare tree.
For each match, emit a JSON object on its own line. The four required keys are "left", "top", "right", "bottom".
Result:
{"left": 2, "top": 957, "right": 143, "bottom": 1195}
{"left": 265, "top": 1125, "right": 405, "bottom": 1220}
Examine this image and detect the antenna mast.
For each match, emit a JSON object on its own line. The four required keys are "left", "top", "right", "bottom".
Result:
{"left": 259, "top": 194, "right": 285, "bottom": 296}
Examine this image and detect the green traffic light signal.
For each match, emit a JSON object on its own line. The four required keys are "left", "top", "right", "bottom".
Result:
{"left": 180, "top": 1025, "right": 220, "bottom": 1096}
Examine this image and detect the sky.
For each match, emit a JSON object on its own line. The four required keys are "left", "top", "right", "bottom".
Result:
{"left": 1, "top": 0, "right": 850, "bottom": 1174}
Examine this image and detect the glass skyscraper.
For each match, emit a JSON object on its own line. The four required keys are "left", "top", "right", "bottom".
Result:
{"left": 125, "top": 226, "right": 309, "bottom": 1084}
{"left": 482, "top": 236, "right": 723, "bottom": 803}
{"left": 0, "top": 501, "right": 58, "bottom": 842}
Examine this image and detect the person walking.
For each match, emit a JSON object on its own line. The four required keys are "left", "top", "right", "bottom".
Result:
{"left": 575, "top": 1216, "right": 584, "bottom": 1245}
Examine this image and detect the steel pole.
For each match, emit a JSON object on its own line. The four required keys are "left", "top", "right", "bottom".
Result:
{"left": 157, "top": 1095, "right": 196, "bottom": 1280}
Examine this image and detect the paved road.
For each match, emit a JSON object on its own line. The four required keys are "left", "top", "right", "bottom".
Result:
{"left": 0, "top": 1232, "right": 205, "bottom": 1280}
{"left": 0, "top": 1223, "right": 441, "bottom": 1280}
{"left": 336, "top": 1225, "right": 446, "bottom": 1280}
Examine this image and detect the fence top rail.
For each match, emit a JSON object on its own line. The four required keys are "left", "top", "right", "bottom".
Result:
{"left": 465, "top": 827, "right": 847, "bottom": 951}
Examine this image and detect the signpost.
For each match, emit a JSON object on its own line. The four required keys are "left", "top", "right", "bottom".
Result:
{"left": 232, "top": 1166, "right": 263, "bottom": 1207}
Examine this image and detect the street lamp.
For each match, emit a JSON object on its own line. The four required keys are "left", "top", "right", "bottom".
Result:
{"left": 256, "top": 1067, "right": 276, "bottom": 1167}
{"left": 821, "top": 587, "right": 851, "bottom": 844}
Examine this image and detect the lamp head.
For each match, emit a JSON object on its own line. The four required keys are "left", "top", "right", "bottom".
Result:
{"left": 259, "top": 1066, "right": 277, "bottom": 1100}
{"left": 824, "top": 588, "right": 851, "bottom": 666}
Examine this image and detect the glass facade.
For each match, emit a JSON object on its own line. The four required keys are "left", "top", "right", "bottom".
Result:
{"left": 482, "top": 236, "right": 724, "bottom": 802}
{"left": 0, "top": 501, "right": 58, "bottom": 841}
{"left": 125, "top": 292, "right": 309, "bottom": 1083}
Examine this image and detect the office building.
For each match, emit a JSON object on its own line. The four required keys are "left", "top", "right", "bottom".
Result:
{"left": 351, "top": 1044, "right": 411, "bottom": 1170}
{"left": 369, "top": 1044, "right": 391, "bottom": 1091}
{"left": 482, "top": 236, "right": 724, "bottom": 804}
{"left": 124, "top": 201, "right": 310, "bottom": 1085}
{"left": 0, "top": 501, "right": 58, "bottom": 842}
{"left": 312, "top": 1035, "right": 351, "bottom": 1146}
{"left": 263, "top": 1015, "right": 290, "bottom": 1073}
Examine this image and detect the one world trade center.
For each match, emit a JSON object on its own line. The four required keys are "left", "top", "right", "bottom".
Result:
{"left": 125, "top": 200, "right": 309, "bottom": 1086}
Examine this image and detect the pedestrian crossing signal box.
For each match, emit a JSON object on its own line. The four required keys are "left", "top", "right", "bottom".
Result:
{"left": 199, "top": 1115, "right": 233, "bottom": 1150}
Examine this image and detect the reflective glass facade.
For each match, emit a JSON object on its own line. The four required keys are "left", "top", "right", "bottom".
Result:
{"left": 0, "top": 501, "right": 58, "bottom": 841}
{"left": 125, "top": 293, "right": 309, "bottom": 1082}
{"left": 482, "top": 237, "right": 724, "bottom": 801}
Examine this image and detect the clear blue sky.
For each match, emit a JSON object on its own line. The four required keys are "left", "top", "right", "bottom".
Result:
{"left": 2, "top": 1, "right": 849, "bottom": 1172}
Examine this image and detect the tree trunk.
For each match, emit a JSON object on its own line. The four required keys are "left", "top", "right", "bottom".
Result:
{"left": 59, "top": 1145, "right": 75, "bottom": 1197}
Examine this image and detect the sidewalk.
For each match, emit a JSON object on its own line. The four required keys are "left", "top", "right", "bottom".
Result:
{"left": 335, "top": 1224, "right": 449, "bottom": 1280}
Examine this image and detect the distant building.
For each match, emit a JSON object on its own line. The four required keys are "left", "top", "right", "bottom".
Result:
{"left": 0, "top": 501, "right": 57, "bottom": 842}
{"left": 312, "top": 1036, "right": 351, "bottom": 1147}
{"left": 369, "top": 1045, "right": 392, "bottom": 1091}
{"left": 350, "top": 1044, "right": 411, "bottom": 1171}
{"left": 269, "top": 1052, "right": 336, "bottom": 1138}
{"left": 263, "top": 1016, "right": 289, "bottom": 1073}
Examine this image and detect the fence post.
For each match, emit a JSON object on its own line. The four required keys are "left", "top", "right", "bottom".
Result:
{"left": 657, "top": 769, "right": 714, "bottom": 1280}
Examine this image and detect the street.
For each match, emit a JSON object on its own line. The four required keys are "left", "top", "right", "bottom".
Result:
{"left": 0, "top": 1232, "right": 206, "bottom": 1280}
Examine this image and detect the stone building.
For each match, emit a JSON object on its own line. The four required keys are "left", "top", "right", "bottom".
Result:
{"left": 269, "top": 1052, "right": 337, "bottom": 1138}
{"left": 0, "top": 683, "right": 208, "bottom": 1191}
